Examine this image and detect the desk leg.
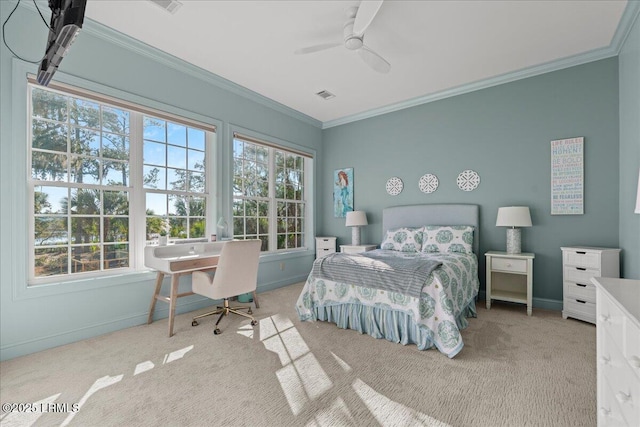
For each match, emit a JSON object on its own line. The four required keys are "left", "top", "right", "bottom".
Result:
{"left": 148, "top": 272, "right": 164, "bottom": 324}
{"left": 526, "top": 259, "right": 533, "bottom": 316}
{"left": 252, "top": 291, "right": 260, "bottom": 309}
{"left": 168, "top": 273, "right": 180, "bottom": 337}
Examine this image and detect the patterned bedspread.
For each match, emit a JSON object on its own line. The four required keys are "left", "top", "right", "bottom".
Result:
{"left": 296, "top": 250, "right": 479, "bottom": 358}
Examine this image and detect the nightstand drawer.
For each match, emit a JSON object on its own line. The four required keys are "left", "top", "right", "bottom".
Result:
{"left": 564, "top": 281, "right": 596, "bottom": 303}
{"left": 564, "top": 249, "right": 601, "bottom": 269}
{"left": 491, "top": 257, "right": 527, "bottom": 274}
{"left": 564, "top": 266, "right": 600, "bottom": 284}
{"left": 316, "top": 247, "right": 335, "bottom": 257}
{"left": 316, "top": 237, "right": 336, "bottom": 249}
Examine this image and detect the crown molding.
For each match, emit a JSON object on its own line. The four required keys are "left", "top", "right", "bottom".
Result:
{"left": 19, "top": 0, "right": 323, "bottom": 129}
{"left": 322, "top": 0, "right": 640, "bottom": 129}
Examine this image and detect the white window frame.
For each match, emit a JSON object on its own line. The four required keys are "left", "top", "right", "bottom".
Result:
{"left": 27, "top": 81, "right": 216, "bottom": 285}
{"left": 231, "top": 131, "right": 313, "bottom": 254}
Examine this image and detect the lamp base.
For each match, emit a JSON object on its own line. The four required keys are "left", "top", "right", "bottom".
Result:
{"left": 506, "top": 228, "right": 522, "bottom": 254}
{"left": 351, "top": 227, "right": 361, "bottom": 246}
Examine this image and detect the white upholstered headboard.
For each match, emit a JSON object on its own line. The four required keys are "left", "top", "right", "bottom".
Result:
{"left": 382, "top": 204, "right": 480, "bottom": 254}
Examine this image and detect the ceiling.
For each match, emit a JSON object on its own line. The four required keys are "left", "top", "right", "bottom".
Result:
{"left": 83, "top": 0, "right": 629, "bottom": 127}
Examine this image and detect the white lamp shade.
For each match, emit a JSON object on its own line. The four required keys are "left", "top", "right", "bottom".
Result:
{"left": 496, "top": 207, "right": 532, "bottom": 227}
{"left": 635, "top": 170, "right": 640, "bottom": 214}
{"left": 345, "top": 210, "right": 368, "bottom": 227}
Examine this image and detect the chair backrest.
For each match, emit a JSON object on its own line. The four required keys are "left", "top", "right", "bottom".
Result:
{"left": 209, "top": 239, "right": 261, "bottom": 300}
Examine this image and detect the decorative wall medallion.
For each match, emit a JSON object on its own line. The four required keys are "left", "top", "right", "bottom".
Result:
{"left": 419, "top": 174, "right": 439, "bottom": 194}
{"left": 386, "top": 177, "right": 404, "bottom": 196}
{"left": 457, "top": 170, "right": 480, "bottom": 191}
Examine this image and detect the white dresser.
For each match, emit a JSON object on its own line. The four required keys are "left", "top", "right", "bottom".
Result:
{"left": 592, "top": 277, "right": 640, "bottom": 427}
{"left": 315, "top": 237, "right": 336, "bottom": 259}
{"left": 561, "top": 247, "right": 620, "bottom": 324}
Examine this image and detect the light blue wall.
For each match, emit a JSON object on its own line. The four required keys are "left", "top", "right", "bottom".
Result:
{"left": 619, "top": 11, "right": 640, "bottom": 279}
{"left": 0, "top": 3, "right": 322, "bottom": 360}
{"left": 321, "top": 58, "right": 620, "bottom": 308}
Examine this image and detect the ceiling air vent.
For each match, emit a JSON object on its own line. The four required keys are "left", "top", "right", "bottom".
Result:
{"left": 316, "top": 90, "right": 335, "bottom": 100}
{"left": 148, "top": 0, "right": 183, "bottom": 14}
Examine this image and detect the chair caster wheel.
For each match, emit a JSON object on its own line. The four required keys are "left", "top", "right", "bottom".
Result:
{"left": 213, "top": 328, "right": 221, "bottom": 335}
{"left": 251, "top": 320, "right": 257, "bottom": 326}
{"left": 192, "top": 320, "right": 199, "bottom": 327}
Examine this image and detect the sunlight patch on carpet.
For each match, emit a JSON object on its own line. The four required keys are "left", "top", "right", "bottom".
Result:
{"left": 352, "top": 378, "right": 452, "bottom": 427}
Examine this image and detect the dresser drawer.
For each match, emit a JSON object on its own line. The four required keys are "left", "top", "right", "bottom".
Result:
{"left": 624, "top": 319, "right": 640, "bottom": 375}
{"left": 598, "top": 291, "right": 625, "bottom": 355}
{"left": 491, "top": 257, "right": 527, "bottom": 274}
{"left": 564, "top": 281, "right": 596, "bottom": 303}
{"left": 563, "top": 249, "right": 602, "bottom": 269}
{"left": 599, "top": 375, "right": 630, "bottom": 426}
{"left": 564, "top": 266, "right": 600, "bottom": 284}
{"left": 600, "top": 345, "right": 640, "bottom": 426}
{"left": 564, "top": 298, "right": 596, "bottom": 323}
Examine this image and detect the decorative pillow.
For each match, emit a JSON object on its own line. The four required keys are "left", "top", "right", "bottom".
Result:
{"left": 422, "top": 226, "right": 474, "bottom": 254}
{"left": 380, "top": 227, "right": 424, "bottom": 252}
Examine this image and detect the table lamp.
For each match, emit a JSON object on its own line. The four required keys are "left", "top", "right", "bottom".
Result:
{"left": 496, "top": 206, "right": 532, "bottom": 254}
{"left": 345, "top": 211, "right": 368, "bottom": 246}
{"left": 635, "top": 170, "right": 640, "bottom": 214}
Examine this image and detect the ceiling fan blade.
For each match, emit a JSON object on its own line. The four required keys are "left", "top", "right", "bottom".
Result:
{"left": 294, "top": 42, "right": 342, "bottom": 55}
{"left": 353, "top": 0, "right": 384, "bottom": 36}
{"left": 358, "top": 45, "right": 391, "bottom": 74}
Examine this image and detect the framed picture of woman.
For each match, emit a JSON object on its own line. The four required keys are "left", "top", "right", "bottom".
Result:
{"left": 334, "top": 167, "right": 354, "bottom": 218}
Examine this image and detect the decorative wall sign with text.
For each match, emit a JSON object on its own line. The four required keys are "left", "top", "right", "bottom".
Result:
{"left": 551, "top": 137, "right": 584, "bottom": 215}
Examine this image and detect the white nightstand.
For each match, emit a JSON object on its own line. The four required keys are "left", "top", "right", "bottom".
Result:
{"left": 315, "top": 237, "right": 336, "bottom": 259}
{"left": 340, "top": 244, "right": 377, "bottom": 254}
{"left": 485, "top": 251, "right": 535, "bottom": 316}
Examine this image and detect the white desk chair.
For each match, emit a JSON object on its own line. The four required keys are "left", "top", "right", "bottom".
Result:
{"left": 191, "top": 239, "right": 261, "bottom": 334}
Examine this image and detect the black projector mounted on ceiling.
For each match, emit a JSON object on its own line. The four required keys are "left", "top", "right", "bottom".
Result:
{"left": 37, "top": 0, "right": 87, "bottom": 86}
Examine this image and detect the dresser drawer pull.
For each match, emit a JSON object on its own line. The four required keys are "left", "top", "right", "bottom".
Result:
{"left": 598, "top": 407, "right": 611, "bottom": 416}
{"left": 615, "top": 392, "right": 631, "bottom": 404}
{"left": 599, "top": 355, "right": 611, "bottom": 365}
{"left": 576, "top": 283, "right": 587, "bottom": 287}
{"left": 575, "top": 299, "right": 586, "bottom": 304}
{"left": 629, "top": 356, "right": 640, "bottom": 369}
{"left": 576, "top": 267, "right": 587, "bottom": 271}
{"left": 599, "top": 314, "right": 610, "bottom": 323}
{"left": 576, "top": 251, "right": 586, "bottom": 255}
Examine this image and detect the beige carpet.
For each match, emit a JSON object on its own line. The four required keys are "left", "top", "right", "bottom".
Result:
{"left": 0, "top": 282, "right": 596, "bottom": 427}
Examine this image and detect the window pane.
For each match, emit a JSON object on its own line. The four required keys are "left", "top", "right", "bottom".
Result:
{"left": 146, "top": 193, "right": 167, "bottom": 216}
{"left": 233, "top": 217, "right": 244, "bottom": 235}
{"left": 143, "top": 117, "right": 165, "bottom": 142}
{"left": 104, "top": 244, "right": 129, "bottom": 270}
{"left": 168, "top": 194, "right": 187, "bottom": 216}
{"left": 146, "top": 216, "right": 167, "bottom": 241}
{"left": 71, "top": 217, "right": 100, "bottom": 243}
{"left": 102, "top": 106, "right": 130, "bottom": 135}
{"left": 69, "top": 156, "right": 100, "bottom": 184}
{"left": 34, "top": 216, "right": 68, "bottom": 246}
{"left": 32, "top": 151, "right": 67, "bottom": 181}
{"left": 188, "top": 171, "right": 205, "bottom": 193}
{"left": 189, "top": 218, "right": 205, "bottom": 238}
{"left": 143, "top": 165, "right": 166, "bottom": 189}
{"left": 169, "top": 218, "right": 187, "bottom": 238}
{"left": 188, "top": 149, "right": 205, "bottom": 171}
{"left": 103, "top": 217, "right": 128, "bottom": 242}
{"left": 144, "top": 141, "right": 166, "bottom": 166}
{"left": 34, "top": 186, "right": 68, "bottom": 214}
{"left": 103, "top": 161, "right": 129, "bottom": 186}
{"left": 70, "top": 189, "right": 100, "bottom": 215}
{"left": 71, "top": 245, "right": 100, "bottom": 273}
{"left": 167, "top": 168, "right": 187, "bottom": 191}
{"left": 70, "top": 98, "right": 99, "bottom": 128}
{"left": 32, "top": 88, "right": 67, "bottom": 121}
{"left": 103, "top": 191, "right": 129, "bottom": 215}
{"left": 32, "top": 120, "right": 67, "bottom": 152}
{"left": 70, "top": 127, "right": 99, "bottom": 156}
{"left": 102, "top": 133, "right": 129, "bottom": 160}
{"left": 167, "top": 145, "right": 186, "bottom": 169}
{"left": 189, "top": 197, "right": 205, "bottom": 217}
{"left": 35, "top": 247, "right": 68, "bottom": 277}
{"left": 168, "top": 123, "right": 187, "bottom": 147}
{"left": 188, "top": 128, "right": 205, "bottom": 150}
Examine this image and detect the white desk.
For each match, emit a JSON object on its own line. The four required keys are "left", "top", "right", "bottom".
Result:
{"left": 145, "top": 242, "right": 259, "bottom": 337}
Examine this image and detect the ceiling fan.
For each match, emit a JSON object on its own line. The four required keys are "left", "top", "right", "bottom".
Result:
{"left": 294, "top": 1, "right": 390, "bottom": 74}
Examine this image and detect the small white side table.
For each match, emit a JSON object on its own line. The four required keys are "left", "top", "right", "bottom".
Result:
{"left": 485, "top": 251, "right": 535, "bottom": 316}
{"left": 340, "top": 244, "right": 377, "bottom": 254}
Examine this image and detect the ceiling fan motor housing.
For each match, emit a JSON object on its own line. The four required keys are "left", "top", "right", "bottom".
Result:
{"left": 343, "top": 16, "right": 363, "bottom": 50}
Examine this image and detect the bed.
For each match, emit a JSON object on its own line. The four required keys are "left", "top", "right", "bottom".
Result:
{"left": 296, "top": 204, "right": 480, "bottom": 358}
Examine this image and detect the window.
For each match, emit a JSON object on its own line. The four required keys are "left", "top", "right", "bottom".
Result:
{"left": 28, "top": 83, "right": 215, "bottom": 282}
{"left": 232, "top": 133, "right": 310, "bottom": 252}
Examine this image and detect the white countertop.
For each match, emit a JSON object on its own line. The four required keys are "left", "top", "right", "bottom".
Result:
{"left": 591, "top": 276, "right": 640, "bottom": 329}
